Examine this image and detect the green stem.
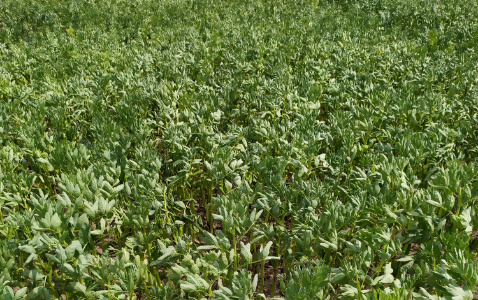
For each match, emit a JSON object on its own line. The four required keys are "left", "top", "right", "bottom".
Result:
{"left": 356, "top": 276, "right": 363, "bottom": 300}
{"left": 143, "top": 281, "right": 148, "bottom": 297}
{"left": 271, "top": 238, "right": 281, "bottom": 298}
{"left": 190, "top": 200, "right": 196, "bottom": 215}
{"left": 47, "top": 266, "right": 58, "bottom": 297}
{"left": 260, "top": 259, "right": 265, "bottom": 293}
{"left": 164, "top": 190, "right": 170, "bottom": 224}
{"left": 232, "top": 227, "right": 237, "bottom": 270}
{"left": 208, "top": 180, "right": 214, "bottom": 233}
{"left": 201, "top": 180, "right": 206, "bottom": 207}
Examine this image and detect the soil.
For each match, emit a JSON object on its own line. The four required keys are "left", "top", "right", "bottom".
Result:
{"left": 195, "top": 201, "right": 223, "bottom": 234}
{"left": 261, "top": 262, "right": 283, "bottom": 299}
{"left": 409, "top": 242, "right": 420, "bottom": 255}
{"left": 95, "top": 236, "right": 116, "bottom": 256}
{"left": 472, "top": 230, "right": 478, "bottom": 240}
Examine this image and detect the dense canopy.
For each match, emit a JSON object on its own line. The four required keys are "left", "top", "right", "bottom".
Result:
{"left": 0, "top": 0, "right": 478, "bottom": 299}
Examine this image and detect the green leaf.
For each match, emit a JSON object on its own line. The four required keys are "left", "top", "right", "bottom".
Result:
{"left": 24, "top": 253, "right": 38, "bottom": 267}
{"left": 71, "top": 282, "right": 87, "bottom": 295}
{"left": 57, "top": 192, "right": 72, "bottom": 207}
{"left": 340, "top": 284, "right": 358, "bottom": 297}
{"left": 26, "top": 287, "right": 51, "bottom": 300}
{"left": 78, "top": 213, "right": 89, "bottom": 226}
{"left": 396, "top": 256, "right": 414, "bottom": 262}
{"left": 3, "top": 286, "right": 14, "bottom": 299}
{"left": 380, "top": 274, "right": 394, "bottom": 284}
{"left": 444, "top": 284, "right": 473, "bottom": 299}
{"left": 56, "top": 245, "right": 67, "bottom": 263}
{"left": 259, "top": 241, "right": 273, "bottom": 261}
{"left": 66, "top": 240, "right": 83, "bottom": 258}
{"left": 23, "top": 269, "right": 45, "bottom": 281}
{"left": 50, "top": 213, "right": 62, "bottom": 229}
{"left": 79, "top": 224, "right": 91, "bottom": 246}
{"left": 179, "top": 282, "right": 197, "bottom": 293}
{"left": 201, "top": 231, "right": 219, "bottom": 248}
{"left": 179, "top": 274, "right": 210, "bottom": 293}
{"left": 224, "top": 180, "right": 232, "bottom": 192}
{"left": 18, "top": 245, "right": 36, "bottom": 254}
{"left": 15, "top": 287, "right": 28, "bottom": 299}
{"left": 240, "top": 242, "right": 252, "bottom": 264}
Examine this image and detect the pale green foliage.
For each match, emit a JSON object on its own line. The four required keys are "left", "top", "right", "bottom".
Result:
{"left": 0, "top": 0, "right": 478, "bottom": 298}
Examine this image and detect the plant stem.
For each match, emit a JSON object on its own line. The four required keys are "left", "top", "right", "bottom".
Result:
{"left": 271, "top": 237, "right": 281, "bottom": 298}
{"left": 260, "top": 258, "right": 265, "bottom": 293}
{"left": 232, "top": 226, "right": 237, "bottom": 270}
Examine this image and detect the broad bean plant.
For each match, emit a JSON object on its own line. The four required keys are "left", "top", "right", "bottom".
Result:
{"left": 0, "top": 0, "right": 478, "bottom": 299}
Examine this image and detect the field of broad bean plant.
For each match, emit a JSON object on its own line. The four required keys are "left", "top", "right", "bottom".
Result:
{"left": 1, "top": 0, "right": 478, "bottom": 299}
